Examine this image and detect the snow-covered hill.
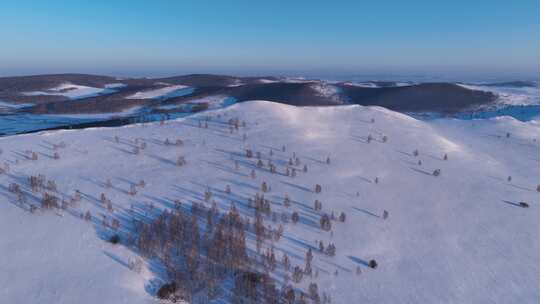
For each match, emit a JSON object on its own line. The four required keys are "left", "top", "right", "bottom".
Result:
{"left": 1, "top": 101, "right": 539, "bottom": 303}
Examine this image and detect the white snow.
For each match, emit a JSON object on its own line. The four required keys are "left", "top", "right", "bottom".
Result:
{"left": 310, "top": 83, "right": 346, "bottom": 104}
{"left": 257, "top": 79, "right": 280, "bottom": 84}
{"left": 282, "top": 77, "right": 314, "bottom": 83}
{"left": 226, "top": 79, "right": 244, "bottom": 87}
{"left": 105, "top": 83, "right": 127, "bottom": 89}
{"left": 1, "top": 101, "right": 539, "bottom": 303}
{"left": 126, "top": 85, "right": 191, "bottom": 99}
{"left": 458, "top": 83, "right": 540, "bottom": 106}
{"left": 343, "top": 82, "right": 379, "bottom": 88}
{"left": 23, "top": 83, "right": 123, "bottom": 100}
{"left": 342, "top": 82, "right": 413, "bottom": 88}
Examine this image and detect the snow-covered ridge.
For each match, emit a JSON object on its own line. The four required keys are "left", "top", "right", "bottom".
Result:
{"left": 1, "top": 100, "right": 539, "bottom": 303}
{"left": 458, "top": 83, "right": 540, "bottom": 106}
{"left": 23, "top": 82, "right": 124, "bottom": 100}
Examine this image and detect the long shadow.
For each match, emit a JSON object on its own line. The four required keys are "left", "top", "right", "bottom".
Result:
{"left": 101, "top": 136, "right": 139, "bottom": 148}
{"left": 409, "top": 167, "right": 433, "bottom": 176}
{"left": 205, "top": 160, "right": 249, "bottom": 178}
{"left": 358, "top": 176, "right": 373, "bottom": 184}
{"left": 146, "top": 154, "right": 176, "bottom": 166}
{"left": 401, "top": 159, "right": 418, "bottom": 167}
{"left": 352, "top": 207, "right": 380, "bottom": 218}
{"left": 103, "top": 251, "right": 130, "bottom": 269}
{"left": 146, "top": 138, "right": 167, "bottom": 146}
{"left": 11, "top": 150, "right": 32, "bottom": 161}
{"left": 426, "top": 154, "right": 444, "bottom": 161}
{"left": 395, "top": 150, "right": 413, "bottom": 157}
{"left": 303, "top": 156, "right": 327, "bottom": 165}
{"left": 281, "top": 181, "right": 313, "bottom": 193}
{"left": 213, "top": 147, "right": 244, "bottom": 158}
{"left": 487, "top": 175, "right": 505, "bottom": 183}
{"left": 348, "top": 255, "right": 370, "bottom": 267}
{"left": 116, "top": 177, "right": 137, "bottom": 186}
{"left": 37, "top": 151, "right": 54, "bottom": 159}
{"left": 350, "top": 135, "right": 369, "bottom": 144}
{"left": 501, "top": 200, "right": 528, "bottom": 208}
{"left": 321, "top": 259, "right": 352, "bottom": 273}
{"left": 258, "top": 144, "right": 281, "bottom": 152}
{"left": 282, "top": 235, "right": 319, "bottom": 252}
{"left": 142, "top": 194, "right": 175, "bottom": 210}
{"left": 38, "top": 143, "right": 55, "bottom": 151}
{"left": 219, "top": 178, "right": 260, "bottom": 192}
{"left": 173, "top": 185, "right": 204, "bottom": 202}
{"left": 507, "top": 183, "right": 534, "bottom": 192}
{"left": 109, "top": 145, "right": 137, "bottom": 155}
{"left": 79, "top": 176, "right": 108, "bottom": 189}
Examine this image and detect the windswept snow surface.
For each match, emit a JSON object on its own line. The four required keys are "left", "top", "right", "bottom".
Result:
{"left": 126, "top": 85, "right": 192, "bottom": 100}
{"left": 23, "top": 83, "right": 123, "bottom": 100}
{"left": 1, "top": 101, "right": 540, "bottom": 303}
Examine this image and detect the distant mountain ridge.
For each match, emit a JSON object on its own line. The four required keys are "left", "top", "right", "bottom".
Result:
{"left": 0, "top": 73, "right": 497, "bottom": 117}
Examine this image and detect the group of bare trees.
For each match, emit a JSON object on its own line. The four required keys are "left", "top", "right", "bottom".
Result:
{"left": 134, "top": 201, "right": 323, "bottom": 303}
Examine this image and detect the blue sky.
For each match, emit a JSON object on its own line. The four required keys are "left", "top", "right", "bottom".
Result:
{"left": 1, "top": 0, "right": 539, "bottom": 79}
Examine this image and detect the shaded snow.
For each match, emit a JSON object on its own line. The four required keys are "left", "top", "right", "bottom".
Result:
{"left": 0, "top": 107, "right": 145, "bottom": 135}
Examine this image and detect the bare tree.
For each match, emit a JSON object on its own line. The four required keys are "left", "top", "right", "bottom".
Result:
{"left": 292, "top": 266, "right": 304, "bottom": 283}
{"left": 41, "top": 192, "right": 59, "bottom": 209}
{"left": 339, "top": 212, "right": 346, "bottom": 222}
{"left": 129, "top": 184, "right": 137, "bottom": 196}
{"left": 291, "top": 212, "right": 300, "bottom": 224}
{"left": 320, "top": 214, "right": 331, "bottom": 231}
{"left": 176, "top": 156, "right": 186, "bottom": 166}
{"left": 284, "top": 195, "right": 291, "bottom": 208}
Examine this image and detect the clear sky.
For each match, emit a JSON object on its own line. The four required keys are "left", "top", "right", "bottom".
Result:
{"left": 1, "top": 0, "right": 539, "bottom": 79}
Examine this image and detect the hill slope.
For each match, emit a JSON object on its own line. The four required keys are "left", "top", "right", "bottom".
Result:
{"left": 1, "top": 101, "right": 539, "bottom": 303}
